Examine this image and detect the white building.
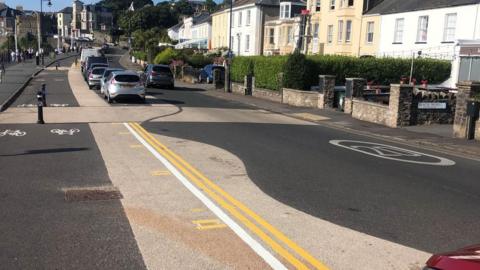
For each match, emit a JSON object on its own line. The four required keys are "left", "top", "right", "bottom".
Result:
{"left": 230, "top": 0, "right": 279, "bottom": 56}
{"left": 368, "top": 0, "right": 480, "bottom": 60}
{"left": 57, "top": 7, "right": 72, "bottom": 42}
{"left": 175, "top": 13, "right": 212, "bottom": 49}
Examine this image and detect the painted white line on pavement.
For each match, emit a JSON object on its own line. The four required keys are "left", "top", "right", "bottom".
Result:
{"left": 50, "top": 128, "right": 80, "bottom": 136}
{"left": 124, "top": 123, "right": 288, "bottom": 270}
{"left": 330, "top": 140, "right": 455, "bottom": 166}
{"left": 0, "top": 129, "right": 27, "bottom": 137}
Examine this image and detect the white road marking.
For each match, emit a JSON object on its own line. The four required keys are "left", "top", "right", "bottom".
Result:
{"left": 330, "top": 140, "right": 455, "bottom": 166}
{"left": 124, "top": 123, "right": 288, "bottom": 270}
{"left": 0, "top": 129, "right": 27, "bottom": 137}
{"left": 49, "top": 104, "right": 70, "bottom": 107}
{"left": 17, "top": 104, "right": 36, "bottom": 108}
{"left": 50, "top": 128, "right": 80, "bottom": 136}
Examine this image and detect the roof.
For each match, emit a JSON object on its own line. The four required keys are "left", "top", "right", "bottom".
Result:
{"left": 366, "top": 0, "right": 480, "bottom": 15}
{"left": 58, "top": 7, "right": 73, "bottom": 13}
{"left": 193, "top": 13, "right": 211, "bottom": 24}
{"left": 168, "top": 22, "right": 183, "bottom": 31}
{"left": 215, "top": 0, "right": 279, "bottom": 9}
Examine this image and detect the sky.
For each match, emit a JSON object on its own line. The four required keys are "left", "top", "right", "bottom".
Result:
{"left": 1, "top": 0, "right": 165, "bottom": 12}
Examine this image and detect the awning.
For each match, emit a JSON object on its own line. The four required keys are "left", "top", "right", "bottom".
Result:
{"left": 174, "top": 38, "right": 208, "bottom": 49}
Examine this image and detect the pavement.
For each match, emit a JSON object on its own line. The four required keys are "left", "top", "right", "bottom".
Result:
{"left": 1, "top": 49, "right": 480, "bottom": 270}
{"left": 0, "top": 52, "right": 78, "bottom": 111}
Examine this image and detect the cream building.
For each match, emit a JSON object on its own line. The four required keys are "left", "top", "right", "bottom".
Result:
{"left": 264, "top": 0, "right": 306, "bottom": 55}
{"left": 305, "top": 0, "right": 382, "bottom": 56}
{"left": 211, "top": 8, "right": 230, "bottom": 49}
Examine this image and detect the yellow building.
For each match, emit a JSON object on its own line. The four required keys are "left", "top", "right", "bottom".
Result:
{"left": 211, "top": 8, "right": 230, "bottom": 49}
{"left": 264, "top": 0, "right": 306, "bottom": 55}
{"left": 305, "top": 0, "right": 382, "bottom": 56}
{"left": 358, "top": 14, "right": 380, "bottom": 56}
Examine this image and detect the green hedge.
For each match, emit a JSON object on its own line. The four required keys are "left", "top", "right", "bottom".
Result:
{"left": 230, "top": 57, "right": 255, "bottom": 82}
{"left": 230, "top": 54, "right": 451, "bottom": 90}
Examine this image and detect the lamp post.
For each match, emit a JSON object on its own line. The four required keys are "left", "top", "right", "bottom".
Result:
{"left": 226, "top": 0, "right": 233, "bottom": 93}
{"left": 37, "top": 0, "right": 52, "bottom": 65}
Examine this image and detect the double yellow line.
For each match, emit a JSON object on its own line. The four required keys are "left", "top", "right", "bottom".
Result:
{"left": 128, "top": 122, "right": 329, "bottom": 270}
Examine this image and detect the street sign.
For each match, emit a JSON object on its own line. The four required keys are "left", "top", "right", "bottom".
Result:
{"left": 418, "top": 102, "right": 447, "bottom": 109}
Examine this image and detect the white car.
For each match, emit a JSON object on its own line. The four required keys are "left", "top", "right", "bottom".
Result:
{"left": 104, "top": 71, "right": 145, "bottom": 103}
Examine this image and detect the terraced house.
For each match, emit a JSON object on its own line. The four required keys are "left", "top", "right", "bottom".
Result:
{"left": 263, "top": 0, "right": 306, "bottom": 55}
{"left": 304, "top": 0, "right": 382, "bottom": 55}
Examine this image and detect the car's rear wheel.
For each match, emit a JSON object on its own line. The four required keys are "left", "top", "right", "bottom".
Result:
{"left": 107, "top": 92, "right": 113, "bottom": 103}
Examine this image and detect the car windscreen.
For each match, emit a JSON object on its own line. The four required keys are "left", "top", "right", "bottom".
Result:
{"left": 152, "top": 66, "right": 172, "bottom": 75}
{"left": 92, "top": 68, "right": 106, "bottom": 75}
{"left": 114, "top": 75, "right": 140, "bottom": 82}
{"left": 91, "top": 64, "right": 108, "bottom": 69}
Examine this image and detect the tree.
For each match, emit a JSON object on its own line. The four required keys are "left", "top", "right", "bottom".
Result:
{"left": 172, "top": 0, "right": 194, "bottom": 17}
{"left": 204, "top": 0, "right": 217, "bottom": 13}
{"left": 98, "top": 0, "right": 154, "bottom": 23}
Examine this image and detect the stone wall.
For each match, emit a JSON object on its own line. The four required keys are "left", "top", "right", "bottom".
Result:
{"left": 410, "top": 90, "right": 456, "bottom": 125}
{"left": 351, "top": 99, "right": 390, "bottom": 126}
{"left": 252, "top": 88, "right": 282, "bottom": 103}
{"left": 476, "top": 119, "right": 480, "bottom": 141}
{"left": 282, "top": 88, "right": 320, "bottom": 108}
{"left": 454, "top": 81, "right": 480, "bottom": 138}
{"left": 231, "top": 82, "right": 246, "bottom": 95}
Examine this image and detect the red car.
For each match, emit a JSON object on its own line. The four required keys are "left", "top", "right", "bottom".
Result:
{"left": 425, "top": 244, "right": 480, "bottom": 270}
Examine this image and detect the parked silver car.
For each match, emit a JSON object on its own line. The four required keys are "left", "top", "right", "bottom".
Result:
{"left": 87, "top": 67, "right": 107, "bottom": 89}
{"left": 100, "top": 68, "right": 124, "bottom": 95}
{"left": 104, "top": 71, "right": 145, "bottom": 103}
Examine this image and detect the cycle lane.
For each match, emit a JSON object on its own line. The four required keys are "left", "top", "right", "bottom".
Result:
{"left": 0, "top": 123, "right": 146, "bottom": 269}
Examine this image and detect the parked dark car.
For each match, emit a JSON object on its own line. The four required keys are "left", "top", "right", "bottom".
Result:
{"left": 424, "top": 244, "right": 480, "bottom": 270}
{"left": 142, "top": 64, "right": 174, "bottom": 89}
{"left": 83, "top": 56, "right": 108, "bottom": 80}
{"left": 198, "top": 64, "right": 225, "bottom": 83}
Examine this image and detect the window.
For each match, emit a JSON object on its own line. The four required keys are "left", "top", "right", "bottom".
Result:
{"left": 337, "top": 20, "right": 343, "bottom": 42}
{"left": 238, "top": 12, "right": 242, "bottom": 26}
{"left": 348, "top": 0, "right": 354, "bottom": 6}
{"left": 315, "top": 0, "right": 321, "bottom": 12}
{"left": 313, "top": 23, "right": 319, "bottom": 38}
{"left": 393, "top": 18, "right": 404, "bottom": 43}
{"left": 443, "top": 13, "right": 457, "bottom": 42}
{"left": 232, "top": 13, "right": 235, "bottom": 28}
{"left": 269, "top": 28, "right": 275, "bottom": 44}
{"left": 280, "top": 3, "right": 291, "bottom": 19}
{"left": 366, "top": 21, "right": 374, "bottom": 43}
{"left": 245, "top": 34, "right": 250, "bottom": 51}
{"left": 327, "top": 25, "right": 333, "bottom": 43}
{"left": 287, "top": 26, "right": 293, "bottom": 44}
{"left": 345, "top": 20, "right": 352, "bottom": 42}
{"left": 246, "top": 10, "right": 251, "bottom": 25}
{"left": 416, "top": 16, "right": 428, "bottom": 42}
{"left": 330, "top": 0, "right": 335, "bottom": 10}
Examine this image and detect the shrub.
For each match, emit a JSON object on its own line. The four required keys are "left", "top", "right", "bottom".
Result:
{"left": 283, "top": 51, "right": 312, "bottom": 90}
{"left": 132, "top": 51, "right": 147, "bottom": 61}
{"left": 186, "top": 54, "right": 213, "bottom": 68}
{"left": 253, "top": 56, "right": 288, "bottom": 90}
{"left": 154, "top": 47, "right": 178, "bottom": 64}
{"left": 231, "top": 57, "right": 255, "bottom": 82}
{"left": 230, "top": 55, "right": 451, "bottom": 90}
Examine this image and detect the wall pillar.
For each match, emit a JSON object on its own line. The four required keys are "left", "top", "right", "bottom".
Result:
{"left": 319, "top": 75, "right": 335, "bottom": 109}
{"left": 344, "top": 78, "right": 366, "bottom": 114}
{"left": 388, "top": 84, "right": 414, "bottom": 128}
{"left": 453, "top": 81, "right": 480, "bottom": 138}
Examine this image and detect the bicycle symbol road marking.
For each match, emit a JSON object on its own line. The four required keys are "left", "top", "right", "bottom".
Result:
{"left": 329, "top": 140, "right": 455, "bottom": 166}
{"left": 0, "top": 129, "right": 27, "bottom": 137}
{"left": 50, "top": 128, "right": 80, "bottom": 136}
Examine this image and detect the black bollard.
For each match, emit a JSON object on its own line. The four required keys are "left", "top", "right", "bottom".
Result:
{"left": 37, "top": 91, "right": 45, "bottom": 124}
{"left": 41, "top": 84, "right": 47, "bottom": 107}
